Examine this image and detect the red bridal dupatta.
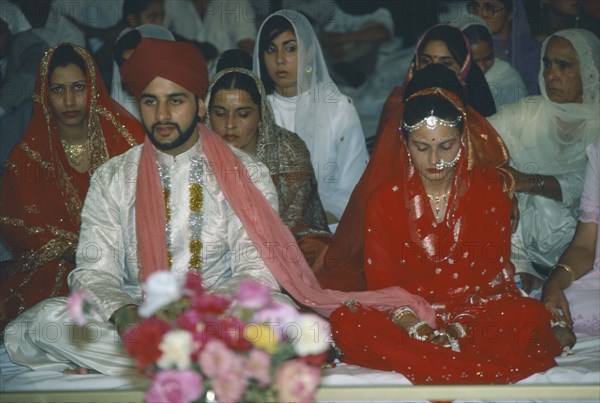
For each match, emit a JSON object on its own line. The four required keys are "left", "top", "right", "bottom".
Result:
{"left": 134, "top": 126, "right": 436, "bottom": 324}
{"left": 0, "top": 43, "right": 144, "bottom": 330}
{"left": 328, "top": 88, "right": 561, "bottom": 384}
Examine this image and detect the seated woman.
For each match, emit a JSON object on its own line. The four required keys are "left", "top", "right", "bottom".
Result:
{"left": 0, "top": 43, "right": 144, "bottom": 331}
{"left": 329, "top": 70, "right": 564, "bottom": 385}
{"left": 542, "top": 139, "right": 599, "bottom": 337}
{"left": 205, "top": 68, "right": 331, "bottom": 265}
{"left": 487, "top": 28, "right": 599, "bottom": 292}
{"left": 253, "top": 10, "right": 369, "bottom": 229}
{"left": 377, "top": 23, "right": 496, "bottom": 134}
{"left": 461, "top": 17, "right": 528, "bottom": 109}
{"left": 321, "top": 63, "right": 499, "bottom": 292}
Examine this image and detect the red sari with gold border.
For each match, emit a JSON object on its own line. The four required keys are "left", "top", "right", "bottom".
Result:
{"left": 329, "top": 88, "right": 561, "bottom": 384}
{"left": 0, "top": 44, "right": 144, "bottom": 330}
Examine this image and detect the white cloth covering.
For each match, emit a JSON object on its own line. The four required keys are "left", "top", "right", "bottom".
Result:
{"left": 3, "top": 136, "right": 280, "bottom": 376}
{"left": 163, "top": 0, "right": 256, "bottom": 53}
{"left": 485, "top": 57, "right": 527, "bottom": 109}
{"left": 561, "top": 140, "right": 599, "bottom": 335}
{"left": 2, "top": 332, "right": 600, "bottom": 394}
{"left": 254, "top": 10, "right": 369, "bottom": 222}
{"left": 487, "top": 29, "right": 600, "bottom": 278}
{"left": 455, "top": 14, "right": 528, "bottom": 109}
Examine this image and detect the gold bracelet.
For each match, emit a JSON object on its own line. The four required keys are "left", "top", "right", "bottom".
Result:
{"left": 554, "top": 263, "right": 575, "bottom": 285}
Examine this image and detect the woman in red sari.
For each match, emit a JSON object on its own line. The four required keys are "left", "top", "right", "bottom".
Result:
{"left": 0, "top": 43, "right": 144, "bottom": 331}
{"left": 329, "top": 68, "right": 563, "bottom": 384}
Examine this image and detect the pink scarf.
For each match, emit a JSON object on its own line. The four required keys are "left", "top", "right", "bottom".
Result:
{"left": 135, "top": 125, "right": 436, "bottom": 323}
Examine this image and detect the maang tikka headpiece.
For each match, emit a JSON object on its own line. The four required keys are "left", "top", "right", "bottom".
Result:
{"left": 401, "top": 109, "right": 462, "bottom": 133}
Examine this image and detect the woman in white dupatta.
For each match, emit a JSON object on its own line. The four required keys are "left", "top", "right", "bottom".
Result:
{"left": 253, "top": 10, "right": 369, "bottom": 230}
{"left": 488, "top": 28, "right": 600, "bottom": 292}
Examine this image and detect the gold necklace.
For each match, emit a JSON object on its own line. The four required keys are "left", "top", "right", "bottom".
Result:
{"left": 61, "top": 140, "right": 87, "bottom": 166}
{"left": 426, "top": 189, "right": 451, "bottom": 220}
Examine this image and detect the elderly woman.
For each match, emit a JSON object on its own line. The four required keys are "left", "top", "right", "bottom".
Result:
{"left": 487, "top": 28, "right": 599, "bottom": 293}
{"left": 205, "top": 68, "right": 331, "bottom": 264}
{"left": 0, "top": 43, "right": 144, "bottom": 331}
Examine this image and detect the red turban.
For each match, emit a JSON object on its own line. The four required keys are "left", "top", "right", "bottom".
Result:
{"left": 120, "top": 38, "right": 208, "bottom": 99}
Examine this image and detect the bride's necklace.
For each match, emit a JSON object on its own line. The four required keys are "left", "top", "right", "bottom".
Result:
{"left": 61, "top": 139, "right": 87, "bottom": 166}
{"left": 426, "top": 189, "right": 451, "bottom": 220}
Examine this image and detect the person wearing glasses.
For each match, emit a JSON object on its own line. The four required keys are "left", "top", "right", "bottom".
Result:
{"left": 467, "top": 0, "right": 542, "bottom": 94}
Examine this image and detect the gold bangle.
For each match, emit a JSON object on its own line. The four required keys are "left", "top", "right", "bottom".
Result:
{"left": 554, "top": 263, "right": 575, "bottom": 284}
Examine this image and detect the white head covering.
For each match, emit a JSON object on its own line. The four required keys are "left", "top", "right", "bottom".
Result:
{"left": 253, "top": 9, "right": 333, "bottom": 93}
{"left": 517, "top": 28, "right": 600, "bottom": 177}
{"left": 539, "top": 28, "right": 600, "bottom": 122}
{"left": 110, "top": 24, "right": 175, "bottom": 120}
{"left": 252, "top": 10, "right": 340, "bottom": 175}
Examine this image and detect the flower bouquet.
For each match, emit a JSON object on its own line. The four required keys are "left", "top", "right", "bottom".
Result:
{"left": 68, "top": 271, "right": 330, "bottom": 403}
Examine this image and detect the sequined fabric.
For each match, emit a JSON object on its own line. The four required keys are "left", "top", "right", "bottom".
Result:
{"left": 0, "top": 44, "right": 144, "bottom": 331}
{"left": 205, "top": 68, "right": 330, "bottom": 238}
{"left": 329, "top": 88, "right": 561, "bottom": 384}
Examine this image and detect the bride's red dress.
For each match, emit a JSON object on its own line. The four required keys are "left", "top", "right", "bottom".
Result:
{"left": 329, "top": 88, "right": 561, "bottom": 384}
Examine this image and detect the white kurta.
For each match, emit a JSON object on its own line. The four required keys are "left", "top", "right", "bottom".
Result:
{"left": 268, "top": 90, "right": 368, "bottom": 221}
{"left": 485, "top": 58, "right": 527, "bottom": 109}
{"left": 4, "top": 136, "right": 280, "bottom": 375}
{"left": 164, "top": 0, "right": 256, "bottom": 53}
{"left": 488, "top": 97, "right": 599, "bottom": 277}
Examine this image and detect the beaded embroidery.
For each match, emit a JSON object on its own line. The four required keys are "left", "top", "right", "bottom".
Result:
{"left": 158, "top": 157, "right": 205, "bottom": 270}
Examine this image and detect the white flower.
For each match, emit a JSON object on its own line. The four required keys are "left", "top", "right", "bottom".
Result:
{"left": 288, "top": 313, "right": 331, "bottom": 356}
{"left": 139, "top": 271, "right": 185, "bottom": 317}
{"left": 157, "top": 330, "right": 194, "bottom": 370}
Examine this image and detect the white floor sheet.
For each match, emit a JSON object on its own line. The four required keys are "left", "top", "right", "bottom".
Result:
{"left": 2, "top": 334, "right": 599, "bottom": 399}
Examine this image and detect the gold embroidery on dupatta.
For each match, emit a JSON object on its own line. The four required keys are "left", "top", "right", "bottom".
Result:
{"left": 4, "top": 237, "right": 75, "bottom": 277}
{"left": 24, "top": 205, "right": 40, "bottom": 214}
{"left": 97, "top": 106, "right": 138, "bottom": 147}
{"left": 19, "top": 143, "right": 52, "bottom": 170}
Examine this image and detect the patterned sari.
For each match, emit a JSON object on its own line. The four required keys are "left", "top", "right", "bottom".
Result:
{"left": 205, "top": 68, "right": 331, "bottom": 266}
{"left": 329, "top": 88, "right": 561, "bottom": 384}
{"left": 0, "top": 43, "right": 144, "bottom": 330}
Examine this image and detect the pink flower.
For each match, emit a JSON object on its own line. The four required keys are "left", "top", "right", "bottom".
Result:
{"left": 212, "top": 371, "right": 247, "bottom": 402}
{"left": 253, "top": 301, "right": 301, "bottom": 338}
{"left": 67, "top": 289, "right": 96, "bottom": 326}
{"left": 244, "top": 349, "right": 271, "bottom": 386}
{"left": 198, "top": 339, "right": 241, "bottom": 378}
{"left": 233, "top": 280, "right": 271, "bottom": 309}
{"left": 145, "top": 369, "right": 203, "bottom": 403}
{"left": 275, "top": 360, "right": 321, "bottom": 403}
